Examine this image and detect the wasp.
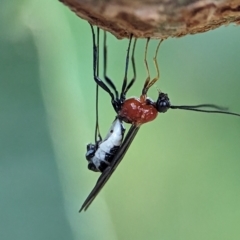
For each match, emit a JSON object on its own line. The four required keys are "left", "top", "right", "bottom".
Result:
{"left": 80, "top": 25, "right": 240, "bottom": 212}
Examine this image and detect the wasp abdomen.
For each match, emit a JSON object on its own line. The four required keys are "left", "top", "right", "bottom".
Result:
{"left": 86, "top": 118, "right": 125, "bottom": 172}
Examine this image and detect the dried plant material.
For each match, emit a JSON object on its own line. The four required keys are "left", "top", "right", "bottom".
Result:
{"left": 59, "top": 0, "right": 240, "bottom": 39}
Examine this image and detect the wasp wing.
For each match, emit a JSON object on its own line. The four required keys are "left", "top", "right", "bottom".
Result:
{"left": 79, "top": 124, "right": 140, "bottom": 212}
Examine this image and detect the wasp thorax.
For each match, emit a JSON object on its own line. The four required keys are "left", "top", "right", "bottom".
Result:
{"left": 156, "top": 92, "right": 171, "bottom": 113}
{"left": 119, "top": 97, "right": 158, "bottom": 125}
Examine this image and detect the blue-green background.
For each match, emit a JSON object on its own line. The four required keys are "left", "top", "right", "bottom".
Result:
{"left": 1, "top": 1, "right": 240, "bottom": 240}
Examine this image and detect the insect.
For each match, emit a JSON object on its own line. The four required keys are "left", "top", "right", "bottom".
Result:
{"left": 84, "top": 26, "right": 136, "bottom": 174}
{"left": 80, "top": 25, "right": 240, "bottom": 212}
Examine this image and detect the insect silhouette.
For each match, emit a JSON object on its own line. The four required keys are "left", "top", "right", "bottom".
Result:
{"left": 80, "top": 25, "right": 240, "bottom": 212}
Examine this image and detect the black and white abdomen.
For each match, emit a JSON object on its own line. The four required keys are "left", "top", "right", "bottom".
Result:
{"left": 86, "top": 118, "right": 125, "bottom": 172}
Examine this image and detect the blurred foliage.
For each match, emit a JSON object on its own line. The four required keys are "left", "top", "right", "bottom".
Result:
{"left": 1, "top": 0, "right": 240, "bottom": 240}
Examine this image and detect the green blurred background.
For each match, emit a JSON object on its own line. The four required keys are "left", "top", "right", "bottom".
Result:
{"left": 1, "top": 1, "right": 240, "bottom": 240}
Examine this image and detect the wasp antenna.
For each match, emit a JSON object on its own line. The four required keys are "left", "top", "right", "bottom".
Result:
{"left": 171, "top": 104, "right": 228, "bottom": 111}
{"left": 170, "top": 106, "right": 240, "bottom": 117}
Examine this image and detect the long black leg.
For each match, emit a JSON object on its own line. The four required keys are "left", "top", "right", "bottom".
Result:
{"left": 94, "top": 27, "right": 102, "bottom": 143}
{"left": 123, "top": 38, "right": 137, "bottom": 96}
{"left": 94, "top": 87, "right": 101, "bottom": 143}
{"left": 120, "top": 34, "right": 133, "bottom": 101}
{"left": 89, "top": 24, "right": 116, "bottom": 105}
{"left": 103, "top": 31, "right": 119, "bottom": 100}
